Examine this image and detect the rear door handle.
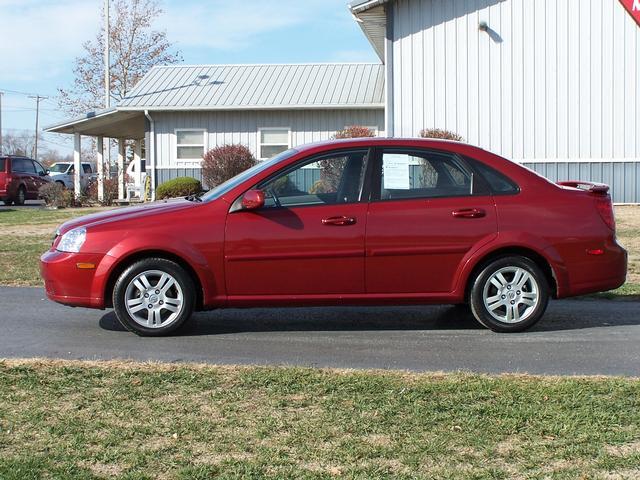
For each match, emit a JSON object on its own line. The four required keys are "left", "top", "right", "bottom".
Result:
{"left": 322, "top": 216, "right": 357, "bottom": 226}
{"left": 452, "top": 208, "right": 486, "bottom": 219}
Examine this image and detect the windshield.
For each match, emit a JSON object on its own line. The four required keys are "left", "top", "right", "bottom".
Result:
{"left": 49, "top": 163, "right": 70, "bottom": 173}
{"left": 201, "top": 148, "right": 298, "bottom": 202}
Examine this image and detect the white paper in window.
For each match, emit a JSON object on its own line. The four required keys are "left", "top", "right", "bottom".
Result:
{"left": 383, "top": 154, "right": 411, "bottom": 190}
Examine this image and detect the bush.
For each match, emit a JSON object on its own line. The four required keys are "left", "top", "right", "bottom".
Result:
{"left": 156, "top": 177, "right": 202, "bottom": 199}
{"left": 419, "top": 128, "right": 465, "bottom": 142}
{"left": 85, "top": 177, "right": 119, "bottom": 206}
{"left": 333, "top": 126, "right": 376, "bottom": 139}
{"left": 39, "top": 182, "right": 75, "bottom": 208}
{"left": 202, "top": 144, "right": 258, "bottom": 188}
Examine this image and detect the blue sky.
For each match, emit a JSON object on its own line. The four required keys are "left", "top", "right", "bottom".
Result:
{"left": 0, "top": 0, "right": 378, "bottom": 155}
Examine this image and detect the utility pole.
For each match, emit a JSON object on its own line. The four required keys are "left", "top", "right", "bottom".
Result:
{"left": 28, "top": 94, "right": 47, "bottom": 160}
{"left": 98, "top": 0, "right": 111, "bottom": 202}
{"left": 104, "top": 0, "right": 110, "bottom": 108}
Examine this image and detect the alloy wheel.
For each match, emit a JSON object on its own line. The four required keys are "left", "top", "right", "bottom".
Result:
{"left": 124, "top": 270, "right": 184, "bottom": 328}
{"left": 482, "top": 266, "right": 539, "bottom": 324}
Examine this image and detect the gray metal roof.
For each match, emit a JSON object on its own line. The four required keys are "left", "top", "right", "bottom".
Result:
{"left": 117, "top": 63, "right": 385, "bottom": 110}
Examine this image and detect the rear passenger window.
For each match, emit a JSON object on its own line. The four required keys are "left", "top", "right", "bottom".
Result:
{"left": 12, "top": 158, "right": 35, "bottom": 173}
{"left": 378, "top": 150, "right": 473, "bottom": 200}
{"left": 82, "top": 164, "right": 92, "bottom": 174}
{"left": 470, "top": 159, "right": 519, "bottom": 194}
{"left": 0, "top": 159, "right": 5, "bottom": 171}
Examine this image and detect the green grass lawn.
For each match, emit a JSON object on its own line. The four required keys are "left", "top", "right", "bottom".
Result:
{"left": 0, "top": 360, "right": 638, "bottom": 479}
{"left": 0, "top": 207, "right": 107, "bottom": 227}
{"left": 0, "top": 235, "right": 51, "bottom": 286}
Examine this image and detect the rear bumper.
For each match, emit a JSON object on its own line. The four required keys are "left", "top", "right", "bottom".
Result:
{"left": 562, "top": 239, "right": 628, "bottom": 297}
{"left": 40, "top": 250, "right": 114, "bottom": 308}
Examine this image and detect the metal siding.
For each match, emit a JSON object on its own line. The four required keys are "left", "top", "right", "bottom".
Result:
{"left": 152, "top": 109, "right": 385, "bottom": 169}
{"left": 391, "top": 0, "right": 640, "bottom": 165}
{"left": 119, "top": 64, "right": 385, "bottom": 109}
{"left": 522, "top": 162, "right": 640, "bottom": 204}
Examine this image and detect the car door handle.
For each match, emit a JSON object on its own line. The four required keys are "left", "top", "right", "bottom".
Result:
{"left": 452, "top": 208, "right": 486, "bottom": 219}
{"left": 322, "top": 216, "right": 357, "bottom": 226}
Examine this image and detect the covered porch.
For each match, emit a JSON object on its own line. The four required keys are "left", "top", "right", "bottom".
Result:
{"left": 44, "top": 108, "right": 151, "bottom": 202}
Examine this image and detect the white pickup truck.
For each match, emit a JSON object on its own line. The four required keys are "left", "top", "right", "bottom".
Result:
{"left": 48, "top": 162, "right": 96, "bottom": 190}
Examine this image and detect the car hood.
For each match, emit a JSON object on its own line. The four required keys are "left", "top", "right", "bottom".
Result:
{"left": 58, "top": 198, "right": 197, "bottom": 234}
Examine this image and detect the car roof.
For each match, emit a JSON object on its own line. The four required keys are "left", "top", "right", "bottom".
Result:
{"left": 294, "top": 137, "right": 469, "bottom": 153}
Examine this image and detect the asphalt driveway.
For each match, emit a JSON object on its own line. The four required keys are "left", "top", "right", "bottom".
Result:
{"left": 1, "top": 286, "right": 639, "bottom": 376}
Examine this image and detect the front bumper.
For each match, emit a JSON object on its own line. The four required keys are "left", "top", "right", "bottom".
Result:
{"left": 40, "top": 250, "right": 114, "bottom": 308}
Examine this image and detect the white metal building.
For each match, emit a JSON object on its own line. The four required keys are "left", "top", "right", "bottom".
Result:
{"left": 350, "top": 0, "right": 640, "bottom": 202}
{"left": 46, "top": 63, "right": 385, "bottom": 195}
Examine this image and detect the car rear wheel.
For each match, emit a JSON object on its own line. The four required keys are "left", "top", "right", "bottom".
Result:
{"left": 15, "top": 186, "right": 26, "bottom": 206}
{"left": 469, "top": 256, "right": 549, "bottom": 333}
{"left": 113, "top": 258, "right": 195, "bottom": 336}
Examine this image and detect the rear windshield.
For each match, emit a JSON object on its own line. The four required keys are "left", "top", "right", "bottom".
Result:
{"left": 0, "top": 158, "right": 5, "bottom": 172}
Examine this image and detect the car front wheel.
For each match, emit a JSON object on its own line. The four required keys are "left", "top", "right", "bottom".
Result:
{"left": 469, "top": 256, "right": 549, "bottom": 333}
{"left": 113, "top": 258, "right": 195, "bottom": 336}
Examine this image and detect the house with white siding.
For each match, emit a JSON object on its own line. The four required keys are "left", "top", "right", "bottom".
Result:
{"left": 46, "top": 63, "right": 385, "bottom": 198}
{"left": 47, "top": 0, "right": 640, "bottom": 202}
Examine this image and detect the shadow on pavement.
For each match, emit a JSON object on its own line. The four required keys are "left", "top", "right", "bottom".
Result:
{"left": 98, "top": 301, "right": 640, "bottom": 336}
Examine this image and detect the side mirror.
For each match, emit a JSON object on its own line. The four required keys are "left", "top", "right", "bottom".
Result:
{"left": 241, "top": 189, "right": 265, "bottom": 210}
{"left": 40, "top": 170, "right": 48, "bottom": 176}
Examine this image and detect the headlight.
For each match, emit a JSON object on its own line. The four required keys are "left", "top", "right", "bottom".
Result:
{"left": 57, "top": 227, "right": 87, "bottom": 253}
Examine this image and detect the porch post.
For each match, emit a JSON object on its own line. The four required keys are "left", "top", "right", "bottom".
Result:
{"left": 97, "top": 136, "right": 104, "bottom": 202}
{"left": 117, "top": 138, "right": 125, "bottom": 200}
{"left": 73, "top": 132, "right": 81, "bottom": 199}
{"left": 134, "top": 140, "right": 142, "bottom": 198}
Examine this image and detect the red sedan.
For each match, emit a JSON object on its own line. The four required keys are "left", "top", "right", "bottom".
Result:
{"left": 40, "top": 138, "right": 627, "bottom": 336}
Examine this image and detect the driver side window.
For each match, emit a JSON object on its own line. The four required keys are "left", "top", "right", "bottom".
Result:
{"left": 259, "top": 150, "right": 368, "bottom": 208}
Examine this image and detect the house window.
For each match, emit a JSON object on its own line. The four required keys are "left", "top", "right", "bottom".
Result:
{"left": 258, "top": 128, "right": 290, "bottom": 159}
{"left": 175, "top": 129, "right": 206, "bottom": 160}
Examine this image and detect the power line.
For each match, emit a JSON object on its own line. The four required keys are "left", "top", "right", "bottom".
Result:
{"left": 0, "top": 87, "right": 54, "bottom": 97}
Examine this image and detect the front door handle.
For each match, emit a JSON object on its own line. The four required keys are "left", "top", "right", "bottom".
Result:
{"left": 452, "top": 208, "right": 486, "bottom": 219}
{"left": 322, "top": 216, "right": 357, "bottom": 226}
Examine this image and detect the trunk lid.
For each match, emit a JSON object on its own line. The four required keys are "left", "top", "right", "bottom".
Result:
{"left": 557, "top": 181, "right": 615, "bottom": 231}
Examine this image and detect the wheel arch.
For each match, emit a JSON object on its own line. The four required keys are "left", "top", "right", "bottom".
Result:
{"left": 103, "top": 250, "right": 205, "bottom": 310}
{"left": 463, "top": 246, "right": 559, "bottom": 302}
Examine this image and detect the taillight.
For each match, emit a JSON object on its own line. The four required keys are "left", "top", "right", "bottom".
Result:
{"left": 595, "top": 195, "right": 615, "bottom": 231}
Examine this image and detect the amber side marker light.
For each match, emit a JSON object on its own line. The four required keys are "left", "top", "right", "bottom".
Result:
{"left": 76, "top": 263, "right": 96, "bottom": 269}
{"left": 586, "top": 249, "right": 605, "bottom": 256}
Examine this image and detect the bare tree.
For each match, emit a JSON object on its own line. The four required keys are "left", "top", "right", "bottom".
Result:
{"left": 58, "top": 0, "right": 181, "bottom": 116}
{"left": 2, "top": 131, "right": 36, "bottom": 157}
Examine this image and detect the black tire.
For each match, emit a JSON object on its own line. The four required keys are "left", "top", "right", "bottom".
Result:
{"left": 112, "top": 258, "right": 196, "bottom": 336}
{"left": 15, "top": 186, "right": 26, "bottom": 206}
{"left": 469, "top": 256, "right": 549, "bottom": 333}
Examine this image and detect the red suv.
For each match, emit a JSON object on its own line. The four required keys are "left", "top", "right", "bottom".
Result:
{"left": 40, "top": 139, "right": 627, "bottom": 336}
{"left": 0, "top": 155, "right": 51, "bottom": 205}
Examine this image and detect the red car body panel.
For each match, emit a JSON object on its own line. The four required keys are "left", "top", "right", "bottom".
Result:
{"left": 40, "top": 138, "right": 627, "bottom": 311}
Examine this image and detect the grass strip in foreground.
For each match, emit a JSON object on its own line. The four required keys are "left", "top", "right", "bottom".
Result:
{"left": 0, "top": 360, "right": 639, "bottom": 479}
